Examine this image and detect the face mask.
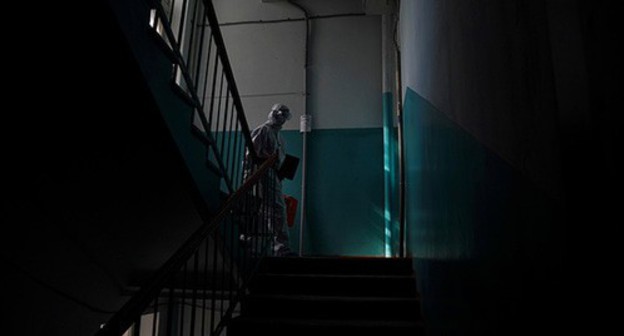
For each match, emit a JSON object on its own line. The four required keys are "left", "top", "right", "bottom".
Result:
{"left": 269, "top": 109, "right": 290, "bottom": 125}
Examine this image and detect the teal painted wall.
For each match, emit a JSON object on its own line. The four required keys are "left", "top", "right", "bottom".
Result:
{"left": 403, "top": 88, "right": 567, "bottom": 334}
{"left": 281, "top": 128, "right": 385, "bottom": 256}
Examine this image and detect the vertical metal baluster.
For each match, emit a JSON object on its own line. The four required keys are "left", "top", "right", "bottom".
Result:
{"left": 166, "top": 280, "right": 175, "bottom": 336}
{"left": 201, "top": 35, "right": 213, "bottom": 114}
{"left": 201, "top": 240, "right": 210, "bottom": 335}
{"left": 151, "top": 295, "right": 159, "bottom": 336}
{"left": 239, "top": 192, "right": 247, "bottom": 282}
{"left": 176, "top": 0, "right": 189, "bottom": 47}
{"left": 219, "top": 226, "right": 226, "bottom": 322}
{"left": 270, "top": 171, "right": 276, "bottom": 256}
{"left": 220, "top": 86, "right": 230, "bottom": 160}
{"left": 192, "top": 1, "right": 207, "bottom": 93}
{"left": 207, "top": 50, "right": 220, "bottom": 132}
{"left": 186, "top": 0, "right": 200, "bottom": 89}
{"left": 189, "top": 251, "right": 199, "bottom": 336}
{"left": 214, "top": 70, "right": 225, "bottom": 154}
{"left": 229, "top": 215, "right": 236, "bottom": 312}
{"left": 231, "top": 121, "right": 241, "bottom": 189}
{"left": 225, "top": 101, "right": 236, "bottom": 186}
{"left": 132, "top": 316, "right": 140, "bottom": 336}
{"left": 179, "top": 262, "right": 188, "bottom": 336}
{"left": 210, "top": 232, "right": 218, "bottom": 334}
{"left": 260, "top": 175, "right": 266, "bottom": 256}
{"left": 168, "top": 0, "right": 176, "bottom": 23}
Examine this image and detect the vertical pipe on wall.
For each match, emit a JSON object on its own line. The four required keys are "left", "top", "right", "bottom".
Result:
{"left": 287, "top": 0, "right": 311, "bottom": 257}
{"left": 394, "top": 6, "right": 406, "bottom": 258}
{"left": 382, "top": 13, "right": 397, "bottom": 257}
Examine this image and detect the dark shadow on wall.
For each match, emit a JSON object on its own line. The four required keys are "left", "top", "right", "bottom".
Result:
{"left": 404, "top": 88, "right": 568, "bottom": 335}
{"left": 3, "top": 1, "right": 210, "bottom": 334}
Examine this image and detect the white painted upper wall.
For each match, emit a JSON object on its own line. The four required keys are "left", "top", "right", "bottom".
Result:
{"left": 214, "top": 0, "right": 365, "bottom": 23}
{"left": 214, "top": 0, "right": 382, "bottom": 130}
{"left": 308, "top": 15, "right": 381, "bottom": 130}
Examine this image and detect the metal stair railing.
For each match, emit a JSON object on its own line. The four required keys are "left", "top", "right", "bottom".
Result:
{"left": 95, "top": 1, "right": 282, "bottom": 335}
{"left": 149, "top": 0, "right": 258, "bottom": 193}
{"left": 96, "top": 155, "right": 279, "bottom": 336}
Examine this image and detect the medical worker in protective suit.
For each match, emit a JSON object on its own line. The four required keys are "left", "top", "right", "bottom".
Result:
{"left": 246, "top": 103, "right": 295, "bottom": 257}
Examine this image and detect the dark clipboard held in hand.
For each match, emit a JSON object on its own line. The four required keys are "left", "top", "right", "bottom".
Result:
{"left": 278, "top": 154, "right": 299, "bottom": 180}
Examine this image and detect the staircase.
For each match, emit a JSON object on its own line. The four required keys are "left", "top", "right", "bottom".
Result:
{"left": 228, "top": 256, "right": 425, "bottom": 335}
